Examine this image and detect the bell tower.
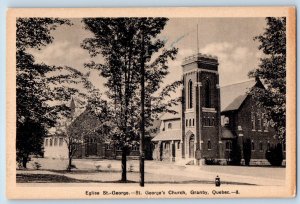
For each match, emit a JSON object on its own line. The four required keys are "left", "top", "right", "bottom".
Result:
{"left": 181, "top": 53, "right": 221, "bottom": 164}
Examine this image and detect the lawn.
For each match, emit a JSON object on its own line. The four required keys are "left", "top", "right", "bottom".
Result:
{"left": 16, "top": 157, "right": 285, "bottom": 186}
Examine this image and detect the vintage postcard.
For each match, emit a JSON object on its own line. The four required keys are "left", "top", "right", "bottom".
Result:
{"left": 6, "top": 7, "right": 296, "bottom": 199}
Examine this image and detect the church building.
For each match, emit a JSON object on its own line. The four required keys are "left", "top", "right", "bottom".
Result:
{"left": 152, "top": 53, "right": 285, "bottom": 165}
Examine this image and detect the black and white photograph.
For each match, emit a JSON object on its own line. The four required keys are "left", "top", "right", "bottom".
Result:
{"left": 6, "top": 7, "right": 296, "bottom": 199}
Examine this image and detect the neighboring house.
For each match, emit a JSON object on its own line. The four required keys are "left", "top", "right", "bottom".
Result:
{"left": 43, "top": 99, "right": 156, "bottom": 160}
{"left": 152, "top": 107, "right": 182, "bottom": 161}
{"left": 44, "top": 127, "right": 69, "bottom": 159}
{"left": 152, "top": 53, "right": 285, "bottom": 165}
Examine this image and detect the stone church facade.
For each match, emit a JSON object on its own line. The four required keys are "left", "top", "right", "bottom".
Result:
{"left": 152, "top": 53, "right": 285, "bottom": 165}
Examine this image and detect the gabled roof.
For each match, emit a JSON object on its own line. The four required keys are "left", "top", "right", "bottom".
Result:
{"left": 222, "top": 94, "right": 248, "bottom": 113}
{"left": 152, "top": 129, "right": 181, "bottom": 141}
{"left": 68, "top": 108, "right": 109, "bottom": 139}
{"left": 220, "top": 79, "right": 256, "bottom": 112}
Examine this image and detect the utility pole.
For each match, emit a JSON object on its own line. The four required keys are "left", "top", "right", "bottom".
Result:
{"left": 139, "top": 29, "right": 145, "bottom": 187}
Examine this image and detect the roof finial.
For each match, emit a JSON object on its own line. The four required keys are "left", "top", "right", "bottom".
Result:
{"left": 197, "top": 23, "right": 199, "bottom": 54}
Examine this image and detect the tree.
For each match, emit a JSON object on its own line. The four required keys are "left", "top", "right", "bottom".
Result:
{"left": 229, "top": 139, "right": 241, "bottom": 165}
{"left": 249, "top": 17, "right": 286, "bottom": 141}
{"left": 265, "top": 143, "right": 283, "bottom": 166}
{"left": 243, "top": 138, "right": 252, "bottom": 166}
{"left": 81, "top": 18, "right": 180, "bottom": 182}
{"left": 16, "top": 18, "right": 95, "bottom": 168}
{"left": 16, "top": 18, "right": 72, "bottom": 168}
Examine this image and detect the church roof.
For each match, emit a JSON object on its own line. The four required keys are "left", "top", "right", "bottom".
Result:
{"left": 222, "top": 94, "right": 248, "bottom": 112}
{"left": 220, "top": 79, "right": 256, "bottom": 112}
{"left": 152, "top": 129, "right": 181, "bottom": 141}
{"left": 68, "top": 108, "right": 110, "bottom": 140}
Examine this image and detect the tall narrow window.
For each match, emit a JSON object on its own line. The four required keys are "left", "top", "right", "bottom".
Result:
{"left": 59, "top": 138, "right": 63, "bottom": 146}
{"left": 262, "top": 113, "right": 269, "bottom": 132}
{"left": 168, "top": 123, "right": 172, "bottom": 129}
{"left": 251, "top": 111, "right": 256, "bottom": 131}
{"left": 259, "top": 142, "right": 263, "bottom": 151}
{"left": 257, "top": 110, "right": 262, "bottom": 131}
{"left": 45, "top": 139, "right": 48, "bottom": 146}
{"left": 54, "top": 138, "right": 58, "bottom": 146}
{"left": 251, "top": 141, "right": 255, "bottom": 151}
{"left": 212, "top": 117, "right": 215, "bottom": 126}
{"left": 204, "top": 80, "right": 211, "bottom": 108}
{"left": 207, "top": 140, "right": 212, "bottom": 150}
{"left": 188, "top": 80, "right": 193, "bottom": 109}
{"left": 192, "top": 119, "right": 195, "bottom": 126}
{"left": 225, "top": 141, "right": 232, "bottom": 151}
{"left": 189, "top": 119, "right": 192, "bottom": 127}
{"left": 50, "top": 139, "right": 53, "bottom": 146}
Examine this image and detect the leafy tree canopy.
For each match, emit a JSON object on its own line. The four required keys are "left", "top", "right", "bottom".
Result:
{"left": 249, "top": 17, "right": 286, "bottom": 141}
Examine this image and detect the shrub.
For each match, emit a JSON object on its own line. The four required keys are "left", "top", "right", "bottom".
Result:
{"left": 95, "top": 164, "right": 101, "bottom": 171}
{"left": 204, "top": 158, "right": 220, "bottom": 165}
{"left": 243, "top": 138, "right": 252, "bottom": 166}
{"left": 229, "top": 139, "right": 241, "bottom": 165}
{"left": 128, "top": 164, "right": 134, "bottom": 172}
{"left": 32, "top": 162, "right": 42, "bottom": 170}
{"left": 265, "top": 143, "right": 283, "bottom": 166}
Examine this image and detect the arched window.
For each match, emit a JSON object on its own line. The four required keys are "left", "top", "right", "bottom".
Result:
{"left": 192, "top": 119, "right": 195, "bottom": 126}
{"left": 50, "top": 139, "right": 53, "bottom": 146}
{"left": 188, "top": 80, "right": 193, "bottom": 109}
{"left": 186, "top": 119, "right": 188, "bottom": 127}
{"left": 225, "top": 141, "right": 231, "bottom": 151}
{"left": 204, "top": 80, "right": 211, "bottom": 108}
{"left": 207, "top": 140, "right": 212, "bottom": 150}
{"left": 251, "top": 141, "right": 255, "bottom": 151}
{"left": 168, "top": 123, "right": 172, "bottom": 129}
{"left": 189, "top": 119, "right": 192, "bottom": 126}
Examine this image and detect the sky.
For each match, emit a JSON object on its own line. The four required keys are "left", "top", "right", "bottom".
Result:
{"left": 28, "top": 17, "right": 267, "bottom": 99}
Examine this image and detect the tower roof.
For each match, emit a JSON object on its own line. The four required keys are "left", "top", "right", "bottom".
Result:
{"left": 182, "top": 53, "right": 218, "bottom": 66}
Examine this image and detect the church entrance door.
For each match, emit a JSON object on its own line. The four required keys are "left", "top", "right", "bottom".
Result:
{"left": 189, "top": 135, "right": 195, "bottom": 158}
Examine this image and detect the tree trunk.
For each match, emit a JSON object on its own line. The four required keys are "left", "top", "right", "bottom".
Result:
{"left": 67, "top": 147, "right": 73, "bottom": 171}
{"left": 22, "top": 156, "right": 28, "bottom": 169}
{"left": 68, "top": 157, "right": 72, "bottom": 171}
{"left": 121, "top": 147, "right": 127, "bottom": 182}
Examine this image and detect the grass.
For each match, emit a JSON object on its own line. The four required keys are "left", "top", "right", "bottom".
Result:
{"left": 16, "top": 173, "right": 254, "bottom": 185}
{"left": 17, "top": 174, "right": 95, "bottom": 183}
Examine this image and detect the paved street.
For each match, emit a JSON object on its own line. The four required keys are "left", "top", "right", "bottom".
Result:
{"left": 17, "top": 158, "right": 285, "bottom": 186}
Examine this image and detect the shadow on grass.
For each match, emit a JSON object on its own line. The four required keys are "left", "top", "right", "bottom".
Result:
{"left": 48, "top": 169, "right": 123, "bottom": 174}
{"left": 16, "top": 174, "right": 255, "bottom": 185}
